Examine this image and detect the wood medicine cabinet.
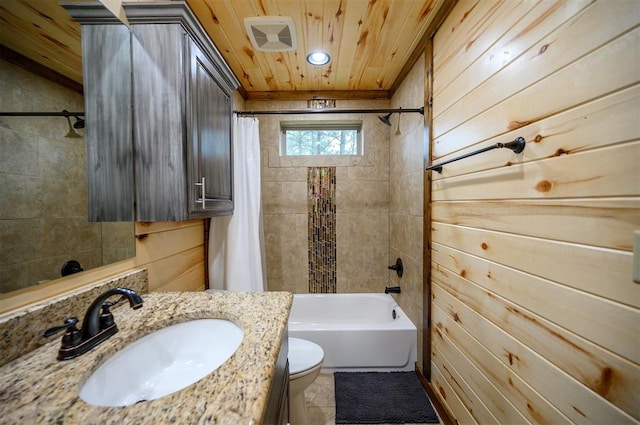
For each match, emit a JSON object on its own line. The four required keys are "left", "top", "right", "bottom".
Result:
{"left": 64, "top": 1, "right": 239, "bottom": 222}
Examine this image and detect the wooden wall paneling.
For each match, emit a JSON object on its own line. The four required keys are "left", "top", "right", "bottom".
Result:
{"left": 431, "top": 84, "right": 640, "bottom": 176}
{"left": 432, "top": 198, "right": 640, "bottom": 251}
{"left": 433, "top": 142, "right": 640, "bottom": 200}
{"left": 432, "top": 243, "right": 639, "bottom": 359}
{"left": 430, "top": 1, "right": 640, "bottom": 423}
{"left": 367, "top": 0, "right": 418, "bottom": 69}
{"left": 135, "top": 222, "right": 205, "bottom": 292}
{"left": 435, "top": 0, "right": 614, "bottom": 127}
{"left": 433, "top": 26, "right": 639, "bottom": 155}
{"left": 135, "top": 220, "right": 203, "bottom": 237}
{"left": 434, "top": 0, "right": 592, "bottom": 115}
{"left": 432, "top": 261, "right": 640, "bottom": 419}
{"left": 432, "top": 222, "right": 636, "bottom": 309}
{"left": 433, "top": 0, "right": 592, "bottom": 118}
{"left": 134, "top": 223, "right": 204, "bottom": 265}
{"left": 432, "top": 286, "right": 637, "bottom": 424}
{"left": 430, "top": 359, "right": 477, "bottom": 425}
{"left": 146, "top": 246, "right": 205, "bottom": 292}
{"left": 431, "top": 336, "right": 511, "bottom": 425}
{"left": 431, "top": 300, "right": 570, "bottom": 425}
{"left": 432, "top": 0, "right": 502, "bottom": 87}
{"left": 390, "top": 0, "right": 452, "bottom": 98}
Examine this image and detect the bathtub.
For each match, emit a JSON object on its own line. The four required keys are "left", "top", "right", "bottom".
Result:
{"left": 288, "top": 293, "right": 417, "bottom": 372}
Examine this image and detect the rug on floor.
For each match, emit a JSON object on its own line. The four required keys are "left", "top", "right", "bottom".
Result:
{"left": 334, "top": 371, "right": 439, "bottom": 424}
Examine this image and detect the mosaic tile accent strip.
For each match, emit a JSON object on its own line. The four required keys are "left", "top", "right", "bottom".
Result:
{"left": 307, "top": 167, "right": 337, "bottom": 293}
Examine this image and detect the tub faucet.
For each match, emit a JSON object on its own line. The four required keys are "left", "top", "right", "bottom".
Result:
{"left": 385, "top": 286, "right": 401, "bottom": 294}
{"left": 388, "top": 258, "right": 403, "bottom": 278}
{"left": 44, "top": 287, "right": 143, "bottom": 360}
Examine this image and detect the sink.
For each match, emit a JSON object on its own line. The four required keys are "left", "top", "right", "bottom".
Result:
{"left": 79, "top": 319, "right": 243, "bottom": 407}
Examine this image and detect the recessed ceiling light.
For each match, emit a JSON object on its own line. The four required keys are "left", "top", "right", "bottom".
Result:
{"left": 306, "top": 51, "right": 330, "bottom": 66}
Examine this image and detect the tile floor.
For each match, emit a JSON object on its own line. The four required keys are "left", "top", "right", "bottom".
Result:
{"left": 303, "top": 373, "right": 441, "bottom": 425}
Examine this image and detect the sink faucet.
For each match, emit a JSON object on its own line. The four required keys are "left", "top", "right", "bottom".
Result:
{"left": 44, "top": 287, "right": 143, "bottom": 360}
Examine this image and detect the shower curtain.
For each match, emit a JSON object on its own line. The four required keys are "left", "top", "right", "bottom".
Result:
{"left": 208, "top": 116, "right": 266, "bottom": 292}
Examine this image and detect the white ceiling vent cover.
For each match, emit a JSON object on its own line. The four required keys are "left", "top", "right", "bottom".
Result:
{"left": 245, "top": 16, "right": 297, "bottom": 52}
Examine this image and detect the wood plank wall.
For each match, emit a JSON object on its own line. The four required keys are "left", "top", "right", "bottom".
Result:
{"left": 428, "top": 1, "right": 640, "bottom": 424}
{"left": 135, "top": 221, "right": 205, "bottom": 292}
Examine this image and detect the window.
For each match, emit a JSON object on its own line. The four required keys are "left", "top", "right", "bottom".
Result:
{"left": 281, "top": 121, "right": 362, "bottom": 156}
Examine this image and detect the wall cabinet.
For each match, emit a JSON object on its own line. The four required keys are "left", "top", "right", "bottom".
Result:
{"left": 65, "top": 2, "right": 239, "bottom": 222}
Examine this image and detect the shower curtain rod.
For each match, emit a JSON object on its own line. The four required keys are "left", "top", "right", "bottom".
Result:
{"left": 234, "top": 107, "right": 424, "bottom": 116}
{"left": 0, "top": 111, "right": 84, "bottom": 117}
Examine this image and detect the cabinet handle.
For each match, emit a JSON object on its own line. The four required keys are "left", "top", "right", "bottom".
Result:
{"left": 195, "top": 177, "right": 206, "bottom": 209}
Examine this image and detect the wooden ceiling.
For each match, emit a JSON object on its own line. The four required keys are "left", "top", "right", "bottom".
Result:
{"left": 0, "top": 0, "right": 445, "bottom": 99}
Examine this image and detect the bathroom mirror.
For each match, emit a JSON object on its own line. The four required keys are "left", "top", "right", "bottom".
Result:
{"left": 0, "top": 58, "right": 135, "bottom": 296}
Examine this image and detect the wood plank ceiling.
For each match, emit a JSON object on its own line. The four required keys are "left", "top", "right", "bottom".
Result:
{"left": 0, "top": 0, "right": 444, "bottom": 99}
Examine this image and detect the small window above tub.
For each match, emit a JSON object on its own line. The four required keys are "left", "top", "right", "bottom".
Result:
{"left": 280, "top": 121, "right": 362, "bottom": 156}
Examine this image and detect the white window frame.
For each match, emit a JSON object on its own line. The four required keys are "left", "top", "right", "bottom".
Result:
{"left": 280, "top": 120, "right": 363, "bottom": 157}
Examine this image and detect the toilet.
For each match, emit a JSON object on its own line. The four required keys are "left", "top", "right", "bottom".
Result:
{"left": 288, "top": 337, "right": 324, "bottom": 425}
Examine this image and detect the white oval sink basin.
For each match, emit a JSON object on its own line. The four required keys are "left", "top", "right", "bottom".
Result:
{"left": 79, "top": 319, "right": 243, "bottom": 407}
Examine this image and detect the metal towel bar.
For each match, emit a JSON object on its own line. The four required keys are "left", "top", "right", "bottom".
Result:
{"left": 426, "top": 136, "right": 526, "bottom": 173}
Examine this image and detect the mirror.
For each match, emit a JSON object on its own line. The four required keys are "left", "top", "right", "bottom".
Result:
{"left": 0, "top": 58, "right": 135, "bottom": 295}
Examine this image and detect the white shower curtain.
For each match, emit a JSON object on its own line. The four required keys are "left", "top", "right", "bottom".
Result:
{"left": 208, "top": 116, "right": 266, "bottom": 292}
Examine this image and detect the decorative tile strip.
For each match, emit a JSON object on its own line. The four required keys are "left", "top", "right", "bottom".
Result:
{"left": 307, "top": 167, "right": 337, "bottom": 293}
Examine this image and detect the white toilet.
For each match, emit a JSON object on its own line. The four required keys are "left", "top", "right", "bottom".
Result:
{"left": 288, "top": 337, "right": 324, "bottom": 425}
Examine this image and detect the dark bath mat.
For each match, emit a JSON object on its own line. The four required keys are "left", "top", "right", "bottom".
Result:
{"left": 334, "top": 371, "right": 439, "bottom": 424}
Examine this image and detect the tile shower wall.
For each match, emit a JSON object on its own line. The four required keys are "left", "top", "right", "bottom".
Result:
{"left": 251, "top": 99, "right": 390, "bottom": 294}
{"left": 389, "top": 53, "right": 426, "bottom": 369}
{"left": 0, "top": 59, "right": 133, "bottom": 293}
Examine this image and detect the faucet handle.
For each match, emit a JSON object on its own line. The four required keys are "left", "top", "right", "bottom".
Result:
{"left": 44, "top": 317, "right": 79, "bottom": 337}
{"left": 44, "top": 317, "right": 82, "bottom": 348}
{"left": 99, "top": 301, "right": 115, "bottom": 329}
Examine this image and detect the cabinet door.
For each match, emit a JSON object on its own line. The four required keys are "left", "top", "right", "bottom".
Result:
{"left": 133, "top": 24, "right": 188, "bottom": 222}
{"left": 187, "top": 38, "right": 233, "bottom": 218}
{"left": 83, "top": 25, "right": 134, "bottom": 221}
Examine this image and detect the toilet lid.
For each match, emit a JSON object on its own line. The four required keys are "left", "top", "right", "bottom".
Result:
{"left": 288, "top": 338, "right": 324, "bottom": 375}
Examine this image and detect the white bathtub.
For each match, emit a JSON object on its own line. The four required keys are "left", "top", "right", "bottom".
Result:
{"left": 288, "top": 293, "right": 417, "bottom": 372}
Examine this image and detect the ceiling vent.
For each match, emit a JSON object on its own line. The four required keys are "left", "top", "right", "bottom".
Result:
{"left": 244, "top": 16, "right": 297, "bottom": 52}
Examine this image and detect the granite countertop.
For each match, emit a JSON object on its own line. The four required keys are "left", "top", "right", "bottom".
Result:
{"left": 0, "top": 291, "right": 293, "bottom": 424}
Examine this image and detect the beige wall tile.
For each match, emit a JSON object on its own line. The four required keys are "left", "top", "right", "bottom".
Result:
{"left": 389, "top": 52, "right": 425, "bottom": 370}
{"left": 0, "top": 60, "right": 133, "bottom": 294}
{"left": 257, "top": 99, "right": 391, "bottom": 293}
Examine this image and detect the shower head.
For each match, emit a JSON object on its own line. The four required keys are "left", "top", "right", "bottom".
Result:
{"left": 73, "top": 116, "right": 85, "bottom": 129}
{"left": 378, "top": 112, "right": 392, "bottom": 126}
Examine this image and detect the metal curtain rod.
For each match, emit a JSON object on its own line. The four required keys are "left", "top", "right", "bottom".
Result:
{"left": 0, "top": 111, "right": 84, "bottom": 117}
{"left": 426, "top": 137, "right": 526, "bottom": 173}
{"left": 234, "top": 107, "right": 424, "bottom": 116}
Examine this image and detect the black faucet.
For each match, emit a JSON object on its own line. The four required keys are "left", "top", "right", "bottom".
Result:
{"left": 385, "top": 286, "right": 401, "bottom": 294}
{"left": 44, "top": 287, "right": 143, "bottom": 360}
{"left": 388, "top": 258, "right": 403, "bottom": 278}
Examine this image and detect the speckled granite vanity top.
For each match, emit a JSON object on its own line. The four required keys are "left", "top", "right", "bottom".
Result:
{"left": 0, "top": 291, "right": 292, "bottom": 424}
